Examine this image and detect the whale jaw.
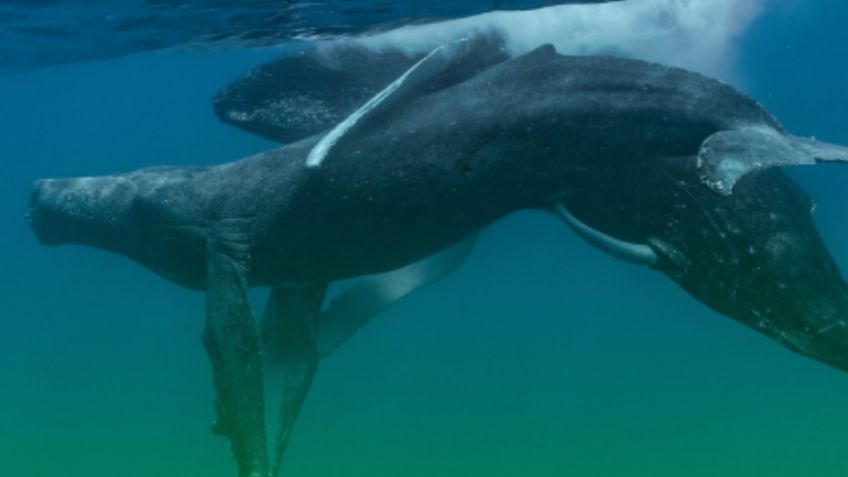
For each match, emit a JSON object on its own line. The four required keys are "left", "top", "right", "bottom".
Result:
{"left": 29, "top": 176, "right": 135, "bottom": 250}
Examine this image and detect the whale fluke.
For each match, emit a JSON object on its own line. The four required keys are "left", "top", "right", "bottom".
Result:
{"left": 697, "top": 126, "right": 848, "bottom": 195}
{"left": 795, "top": 135, "right": 848, "bottom": 163}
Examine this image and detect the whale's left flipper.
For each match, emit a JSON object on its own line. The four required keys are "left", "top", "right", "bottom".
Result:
{"left": 258, "top": 237, "right": 475, "bottom": 475}
{"left": 203, "top": 219, "right": 269, "bottom": 477}
{"left": 260, "top": 284, "right": 326, "bottom": 477}
{"left": 697, "top": 127, "right": 848, "bottom": 195}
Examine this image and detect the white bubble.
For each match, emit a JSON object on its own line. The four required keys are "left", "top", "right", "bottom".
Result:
{"left": 347, "top": 0, "right": 764, "bottom": 79}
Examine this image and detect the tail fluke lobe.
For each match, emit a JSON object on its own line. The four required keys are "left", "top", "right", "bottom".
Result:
{"left": 697, "top": 126, "right": 848, "bottom": 195}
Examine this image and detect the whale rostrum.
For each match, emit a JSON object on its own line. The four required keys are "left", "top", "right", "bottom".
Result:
{"left": 29, "top": 42, "right": 848, "bottom": 476}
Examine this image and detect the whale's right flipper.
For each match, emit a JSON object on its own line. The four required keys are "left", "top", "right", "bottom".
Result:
{"left": 315, "top": 236, "right": 477, "bottom": 356}
{"left": 214, "top": 34, "right": 507, "bottom": 144}
{"left": 203, "top": 219, "right": 268, "bottom": 477}
{"left": 306, "top": 37, "right": 505, "bottom": 167}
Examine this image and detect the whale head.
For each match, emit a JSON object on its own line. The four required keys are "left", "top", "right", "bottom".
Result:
{"left": 28, "top": 167, "right": 211, "bottom": 289}
{"left": 566, "top": 156, "right": 848, "bottom": 373}
{"left": 29, "top": 175, "right": 137, "bottom": 250}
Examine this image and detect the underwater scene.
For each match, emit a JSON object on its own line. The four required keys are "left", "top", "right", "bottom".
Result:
{"left": 3, "top": 0, "right": 848, "bottom": 476}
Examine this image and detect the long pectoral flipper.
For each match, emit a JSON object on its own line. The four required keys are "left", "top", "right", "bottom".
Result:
{"left": 260, "top": 284, "right": 327, "bottom": 477}
{"left": 260, "top": 239, "right": 475, "bottom": 475}
{"left": 316, "top": 236, "right": 477, "bottom": 356}
{"left": 203, "top": 219, "right": 268, "bottom": 477}
{"left": 552, "top": 201, "right": 657, "bottom": 267}
{"left": 306, "top": 38, "right": 490, "bottom": 168}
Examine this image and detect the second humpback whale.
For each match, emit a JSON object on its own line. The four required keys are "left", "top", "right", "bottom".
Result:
{"left": 28, "top": 41, "right": 848, "bottom": 476}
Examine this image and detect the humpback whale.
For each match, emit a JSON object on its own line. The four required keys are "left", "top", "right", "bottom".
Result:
{"left": 28, "top": 42, "right": 848, "bottom": 477}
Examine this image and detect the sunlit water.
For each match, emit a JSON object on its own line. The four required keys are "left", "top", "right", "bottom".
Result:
{"left": 0, "top": 0, "right": 608, "bottom": 72}
{"left": 2, "top": 1, "right": 848, "bottom": 476}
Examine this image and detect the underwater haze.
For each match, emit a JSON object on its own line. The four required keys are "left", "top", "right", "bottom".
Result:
{"left": 0, "top": 0, "right": 617, "bottom": 73}
{"left": 3, "top": 0, "right": 848, "bottom": 476}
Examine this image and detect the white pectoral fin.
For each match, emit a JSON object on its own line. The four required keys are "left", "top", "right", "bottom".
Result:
{"left": 697, "top": 126, "right": 848, "bottom": 195}
{"left": 553, "top": 201, "right": 657, "bottom": 267}
{"left": 306, "top": 39, "right": 472, "bottom": 168}
{"left": 315, "top": 236, "right": 476, "bottom": 356}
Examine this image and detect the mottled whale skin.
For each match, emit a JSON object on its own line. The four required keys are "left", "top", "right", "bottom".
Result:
{"left": 212, "top": 35, "right": 510, "bottom": 143}
{"left": 28, "top": 45, "right": 848, "bottom": 476}
{"left": 31, "top": 46, "right": 780, "bottom": 286}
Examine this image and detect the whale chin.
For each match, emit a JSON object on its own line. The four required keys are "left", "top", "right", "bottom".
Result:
{"left": 28, "top": 176, "right": 134, "bottom": 250}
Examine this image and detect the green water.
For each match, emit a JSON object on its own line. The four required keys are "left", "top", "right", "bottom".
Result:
{"left": 4, "top": 214, "right": 848, "bottom": 476}
{"left": 3, "top": 2, "right": 848, "bottom": 475}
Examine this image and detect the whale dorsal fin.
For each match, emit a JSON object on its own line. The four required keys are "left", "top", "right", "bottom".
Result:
{"left": 697, "top": 126, "right": 848, "bottom": 195}
{"left": 306, "top": 38, "right": 487, "bottom": 167}
{"left": 315, "top": 235, "right": 476, "bottom": 356}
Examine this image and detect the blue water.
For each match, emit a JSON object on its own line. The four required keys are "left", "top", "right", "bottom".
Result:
{"left": 0, "top": 0, "right": 613, "bottom": 73}
{"left": 2, "top": 1, "right": 848, "bottom": 476}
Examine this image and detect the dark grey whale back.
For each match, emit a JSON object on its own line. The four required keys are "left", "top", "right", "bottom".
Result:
{"left": 212, "top": 35, "right": 510, "bottom": 143}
